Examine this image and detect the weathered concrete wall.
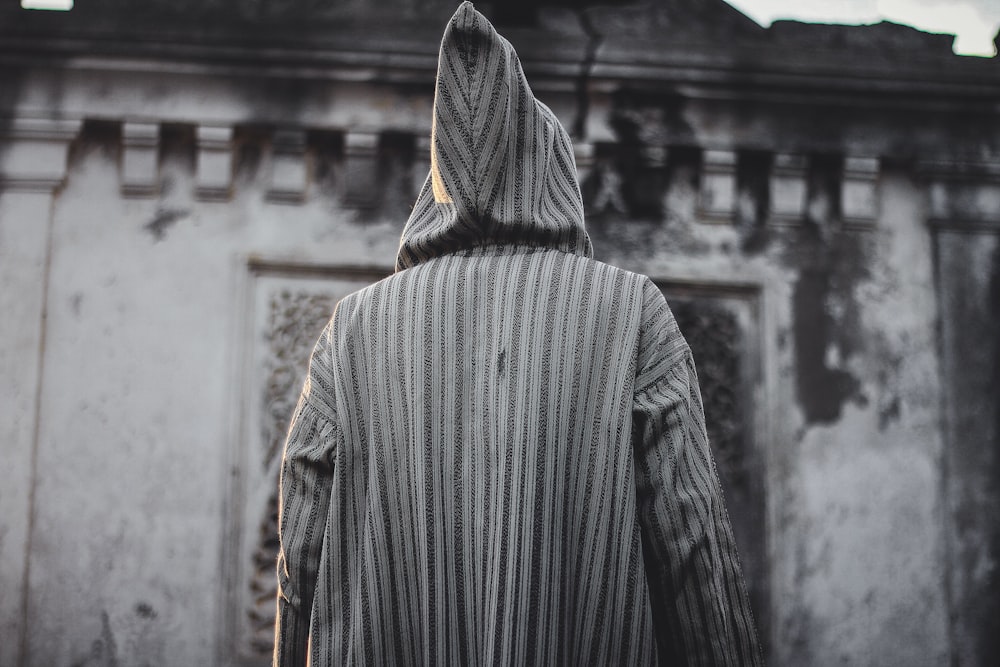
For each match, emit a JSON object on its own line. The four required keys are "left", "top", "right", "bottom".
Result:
{"left": 26, "top": 127, "right": 228, "bottom": 666}
{"left": 1, "top": 2, "right": 998, "bottom": 665}
{"left": 936, "top": 210, "right": 1000, "bottom": 666}
{"left": 0, "top": 190, "right": 51, "bottom": 667}
{"left": 591, "top": 158, "right": 953, "bottom": 665}
{"left": 1, "top": 116, "right": 81, "bottom": 667}
{"left": 778, "top": 169, "right": 948, "bottom": 665}
{"left": 2, "top": 119, "right": 407, "bottom": 666}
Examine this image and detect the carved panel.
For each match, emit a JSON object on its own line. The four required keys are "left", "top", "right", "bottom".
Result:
{"left": 247, "top": 288, "right": 340, "bottom": 657}
{"left": 259, "top": 289, "right": 341, "bottom": 469}
{"left": 229, "top": 269, "right": 767, "bottom": 664}
{"left": 669, "top": 300, "right": 746, "bottom": 486}
{"left": 229, "top": 265, "right": 386, "bottom": 666}
{"left": 245, "top": 487, "right": 281, "bottom": 659}
{"left": 664, "top": 287, "right": 769, "bottom": 658}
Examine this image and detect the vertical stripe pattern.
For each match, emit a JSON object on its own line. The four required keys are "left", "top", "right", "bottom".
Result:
{"left": 275, "top": 3, "right": 762, "bottom": 665}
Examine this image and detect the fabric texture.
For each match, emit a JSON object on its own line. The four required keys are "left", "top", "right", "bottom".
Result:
{"left": 274, "top": 2, "right": 763, "bottom": 665}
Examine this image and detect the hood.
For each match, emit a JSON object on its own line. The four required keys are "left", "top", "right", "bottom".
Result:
{"left": 396, "top": 1, "right": 593, "bottom": 271}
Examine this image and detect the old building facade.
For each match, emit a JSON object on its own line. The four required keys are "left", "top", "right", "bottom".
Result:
{"left": 1, "top": 1, "right": 998, "bottom": 665}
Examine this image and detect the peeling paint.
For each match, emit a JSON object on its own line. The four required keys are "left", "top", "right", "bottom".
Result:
{"left": 134, "top": 602, "right": 157, "bottom": 620}
{"left": 143, "top": 208, "right": 188, "bottom": 242}
{"left": 70, "top": 611, "right": 119, "bottom": 667}
{"left": 793, "top": 267, "right": 860, "bottom": 424}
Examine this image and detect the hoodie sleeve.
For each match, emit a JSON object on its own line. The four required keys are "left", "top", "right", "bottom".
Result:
{"left": 631, "top": 278, "right": 763, "bottom": 666}
{"left": 274, "top": 326, "right": 339, "bottom": 667}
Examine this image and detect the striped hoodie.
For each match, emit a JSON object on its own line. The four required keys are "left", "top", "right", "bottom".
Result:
{"left": 274, "top": 3, "right": 763, "bottom": 665}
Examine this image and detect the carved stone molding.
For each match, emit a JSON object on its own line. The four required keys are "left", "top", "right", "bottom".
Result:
{"left": 670, "top": 299, "right": 746, "bottom": 485}
{"left": 227, "top": 264, "right": 387, "bottom": 665}
{"left": 660, "top": 283, "right": 769, "bottom": 656}
{"left": 259, "top": 289, "right": 339, "bottom": 470}
{"left": 245, "top": 287, "right": 339, "bottom": 657}
{"left": 231, "top": 269, "right": 769, "bottom": 663}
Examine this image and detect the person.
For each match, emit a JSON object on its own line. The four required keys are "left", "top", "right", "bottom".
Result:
{"left": 273, "top": 2, "right": 763, "bottom": 665}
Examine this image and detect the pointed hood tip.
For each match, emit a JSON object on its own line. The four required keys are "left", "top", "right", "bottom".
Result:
{"left": 444, "top": 1, "right": 497, "bottom": 45}
{"left": 395, "top": 0, "right": 593, "bottom": 271}
{"left": 448, "top": 1, "right": 479, "bottom": 28}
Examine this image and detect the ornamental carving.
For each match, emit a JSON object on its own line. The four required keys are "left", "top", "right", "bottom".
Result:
{"left": 248, "top": 287, "right": 338, "bottom": 659}
{"left": 260, "top": 289, "right": 339, "bottom": 468}
{"left": 669, "top": 299, "right": 747, "bottom": 490}
{"left": 669, "top": 295, "right": 767, "bottom": 650}
{"left": 246, "top": 288, "right": 759, "bottom": 661}
{"left": 246, "top": 490, "right": 281, "bottom": 658}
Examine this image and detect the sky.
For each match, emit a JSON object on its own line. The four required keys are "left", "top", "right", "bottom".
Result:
{"left": 725, "top": 0, "right": 999, "bottom": 56}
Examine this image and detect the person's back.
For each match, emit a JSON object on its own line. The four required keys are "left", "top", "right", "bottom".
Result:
{"left": 274, "top": 3, "right": 762, "bottom": 665}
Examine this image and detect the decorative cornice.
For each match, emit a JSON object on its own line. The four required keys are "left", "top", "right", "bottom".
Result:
{"left": 0, "top": 117, "right": 81, "bottom": 142}
{"left": 917, "top": 158, "right": 1000, "bottom": 183}
{"left": 928, "top": 217, "right": 1000, "bottom": 234}
{"left": 0, "top": 4, "right": 996, "bottom": 104}
{"left": 926, "top": 170, "right": 1000, "bottom": 232}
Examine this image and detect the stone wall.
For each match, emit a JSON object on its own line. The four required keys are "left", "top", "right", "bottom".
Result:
{"left": 1, "top": 2, "right": 998, "bottom": 665}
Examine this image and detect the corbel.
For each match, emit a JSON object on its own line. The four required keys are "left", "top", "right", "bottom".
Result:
{"left": 265, "top": 128, "right": 308, "bottom": 204}
{"left": 120, "top": 121, "right": 160, "bottom": 198}
{"left": 698, "top": 149, "right": 737, "bottom": 222}
{"left": 841, "top": 156, "right": 880, "bottom": 228}
{"left": 0, "top": 117, "right": 82, "bottom": 193}
{"left": 195, "top": 124, "right": 234, "bottom": 201}
{"left": 770, "top": 153, "right": 807, "bottom": 226}
{"left": 343, "top": 130, "right": 379, "bottom": 209}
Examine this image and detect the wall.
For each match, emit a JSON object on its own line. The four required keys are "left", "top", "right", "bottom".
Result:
{"left": 1, "top": 2, "right": 998, "bottom": 665}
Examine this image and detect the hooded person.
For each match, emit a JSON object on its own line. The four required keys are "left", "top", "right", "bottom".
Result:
{"left": 274, "top": 3, "right": 763, "bottom": 665}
